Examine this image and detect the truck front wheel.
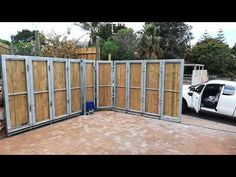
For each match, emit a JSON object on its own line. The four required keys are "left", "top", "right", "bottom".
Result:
{"left": 182, "top": 99, "right": 188, "bottom": 114}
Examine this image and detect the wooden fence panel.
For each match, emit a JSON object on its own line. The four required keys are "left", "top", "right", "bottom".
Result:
{"left": 115, "top": 63, "right": 126, "bottom": 109}
{"left": 86, "top": 62, "right": 95, "bottom": 101}
{"left": 163, "top": 63, "right": 181, "bottom": 118}
{"left": 6, "top": 60, "right": 29, "bottom": 128}
{"left": 53, "top": 62, "right": 67, "bottom": 117}
{"left": 32, "top": 61, "right": 50, "bottom": 122}
{"left": 129, "top": 63, "right": 142, "bottom": 111}
{"left": 145, "top": 63, "right": 160, "bottom": 114}
{"left": 1, "top": 55, "right": 183, "bottom": 135}
{"left": 70, "top": 62, "right": 81, "bottom": 113}
{"left": 76, "top": 47, "right": 97, "bottom": 60}
{"left": 98, "top": 62, "right": 112, "bottom": 107}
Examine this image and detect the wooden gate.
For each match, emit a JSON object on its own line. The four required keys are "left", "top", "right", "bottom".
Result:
{"left": 3, "top": 58, "right": 31, "bottom": 131}
{"left": 1, "top": 55, "right": 183, "bottom": 135}
{"left": 1, "top": 55, "right": 83, "bottom": 134}
{"left": 52, "top": 59, "right": 69, "bottom": 118}
{"left": 114, "top": 60, "right": 184, "bottom": 122}
{"left": 114, "top": 61, "right": 126, "bottom": 109}
{"left": 162, "top": 60, "right": 182, "bottom": 121}
{"left": 30, "top": 58, "right": 52, "bottom": 125}
{"left": 68, "top": 60, "right": 82, "bottom": 115}
{"left": 96, "top": 61, "right": 113, "bottom": 108}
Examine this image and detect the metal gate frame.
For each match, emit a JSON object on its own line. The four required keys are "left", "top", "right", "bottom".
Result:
{"left": 83, "top": 60, "right": 96, "bottom": 113}
{"left": 1, "top": 54, "right": 184, "bottom": 135}
{"left": 29, "top": 57, "right": 53, "bottom": 126}
{"left": 51, "top": 58, "right": 70, "bottom": 119}
{"left": 127, "top": 60, "right": 144, "bottom": 113}
{"left": 113, "top": 59, "right": 184, "bottom": 122}
{"left": 1, "top": 55, "right": 84, "bottom": 135}
{"left": 142, "top": 60, "right": 162, "bottom": 117}
{"left": 161, "top": 59, "right": 184, "bottom": 123}
{"left": 67, "top": 59, "right": 83, "bottom": 116}
{"left": 1, "top": 55, "right": 33, "bottom": 134}
{"left": 113, "top": 60, "right": 127, "bottom": 110}
{"left": 96, "top": 61, "right": 113, "bottom": 109}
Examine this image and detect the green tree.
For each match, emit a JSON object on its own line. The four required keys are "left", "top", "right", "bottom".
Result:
{"left": 113, "top": 28, "right": 137, "bottom": 60}
{"left": 188, "top": 37, "right": 236, "bottom": 78}
{"left": 0, "top": 39, "right": 10, "bottom": 45}
{"left": 136, "top": 23, "right": 163, "bottom": 59}
{"left": 100, "top": 40, "right": 118, "bottom": 60}
{"left": 231, "top": 43, "right": 236, "bottom": 57}
{"left": 137, "top": 22, "right": 193, "bottom": 59}
{"left": 74, "top": 22, "right": 105, "bottom": 46}
{"left": 10, "top": 29, "right": 45, "bottom": 55}
{"left": 11, "top": 29, "right": 45, "bottom": 44}
{"left": 10, "top": 41, "right": 35, "bottom": 55}
{"left": 216, "top": 28, "right": 225, "bottom": 43}
{"left": 98, "top": 23, "right": 127, "bottom": 41}
{"left": 201, "top": 30, "right": 211, "bottom": 41}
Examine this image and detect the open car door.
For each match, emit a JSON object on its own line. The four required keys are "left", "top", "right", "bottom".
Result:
{"left": 192, "top": 91, "right": 202, "bottom": 113}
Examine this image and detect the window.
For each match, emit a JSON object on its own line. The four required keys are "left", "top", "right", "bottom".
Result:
{"left": 223, "top": 85, "right": 235, "bottom": 95}
{"left": 195, "top": 84, "right": 205, "bottom": 93}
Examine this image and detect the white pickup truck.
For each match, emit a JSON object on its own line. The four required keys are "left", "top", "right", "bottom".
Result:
{"left": 182, "top": 80, "right": 236, "bottom": 117}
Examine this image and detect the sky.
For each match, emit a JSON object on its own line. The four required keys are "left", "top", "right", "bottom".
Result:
{"left": 0, "top": 22, "right": 236, "bottom": 47}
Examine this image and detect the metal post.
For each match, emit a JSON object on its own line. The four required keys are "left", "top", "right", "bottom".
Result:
{"left": 82, "top": 60, "right": 87, "bottom": 115}
{"left": 93, "top": 61, "right": 96, "bottom": 109}
{"left": 96, "top": 61, "right": 99, "bottom": 108}
{"left": 1, "top": 56, "right": 11, "bottom": 132}
{"left": 50, "top": 60, "right": 55, "bottom": 120}
{"left": 28, "top": 58, "right": 36, "bottom": 125}
{"left": 25, "top": 59, "right": 33, "bottom": 126}
{"left": 141, "top": 61, "right": 146, "bottom": 113}
{"left": 159, "top": 60, "right": 165, "bottom": 119}
{"left": 67, "top": 60, "right": 71, "bottom": 115}
{"left": 113, "top": 61, "right": 116, "bottom": 108}
{"left": 178, "top": 59, "right": 185, "bottom": 122}
{"left": 126, "top": 61, "right": 130, "bottom": 110}
{"left": 47, "top": 59, "right": 53, "bottom": 121}
{"left": 66, "top": 60, "right": 70, "bottom": 115}
{"left": 111, "top": 61, "right": 115, "bottom": 108}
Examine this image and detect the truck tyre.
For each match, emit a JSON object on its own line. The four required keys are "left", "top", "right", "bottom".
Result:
{"left": 182, "top": 99, "right": 188, "bottom": 114}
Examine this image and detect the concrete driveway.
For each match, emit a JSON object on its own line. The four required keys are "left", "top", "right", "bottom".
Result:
{"left": 0, "top": 111, "right": 236, "bottom": 154}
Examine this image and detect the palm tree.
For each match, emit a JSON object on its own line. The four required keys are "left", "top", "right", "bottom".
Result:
{"left": 74, "top": 22, "right": 105, "bottom": 46}
{"left": 136, "top": 23, "right": 163, "bottom": 59}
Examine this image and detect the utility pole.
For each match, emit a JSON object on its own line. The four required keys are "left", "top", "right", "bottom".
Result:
{"left": 35, "top": 31, "right": 41, "bottom": 56}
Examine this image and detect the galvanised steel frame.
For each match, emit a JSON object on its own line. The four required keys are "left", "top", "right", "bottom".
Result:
{"left": 83, "top": 60, "right": 96, "bottom": 113}
{"left": 96, "top": 60, "right": 113, "bottom": 109}
{"left": 113, "top": 59, "right": 184, "bottom": 123}
{"left": 1, "top": 55, "right": 84, "bottom": 135}
{"left": 1, "top": 54, "right": 184, "bottom": 135}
